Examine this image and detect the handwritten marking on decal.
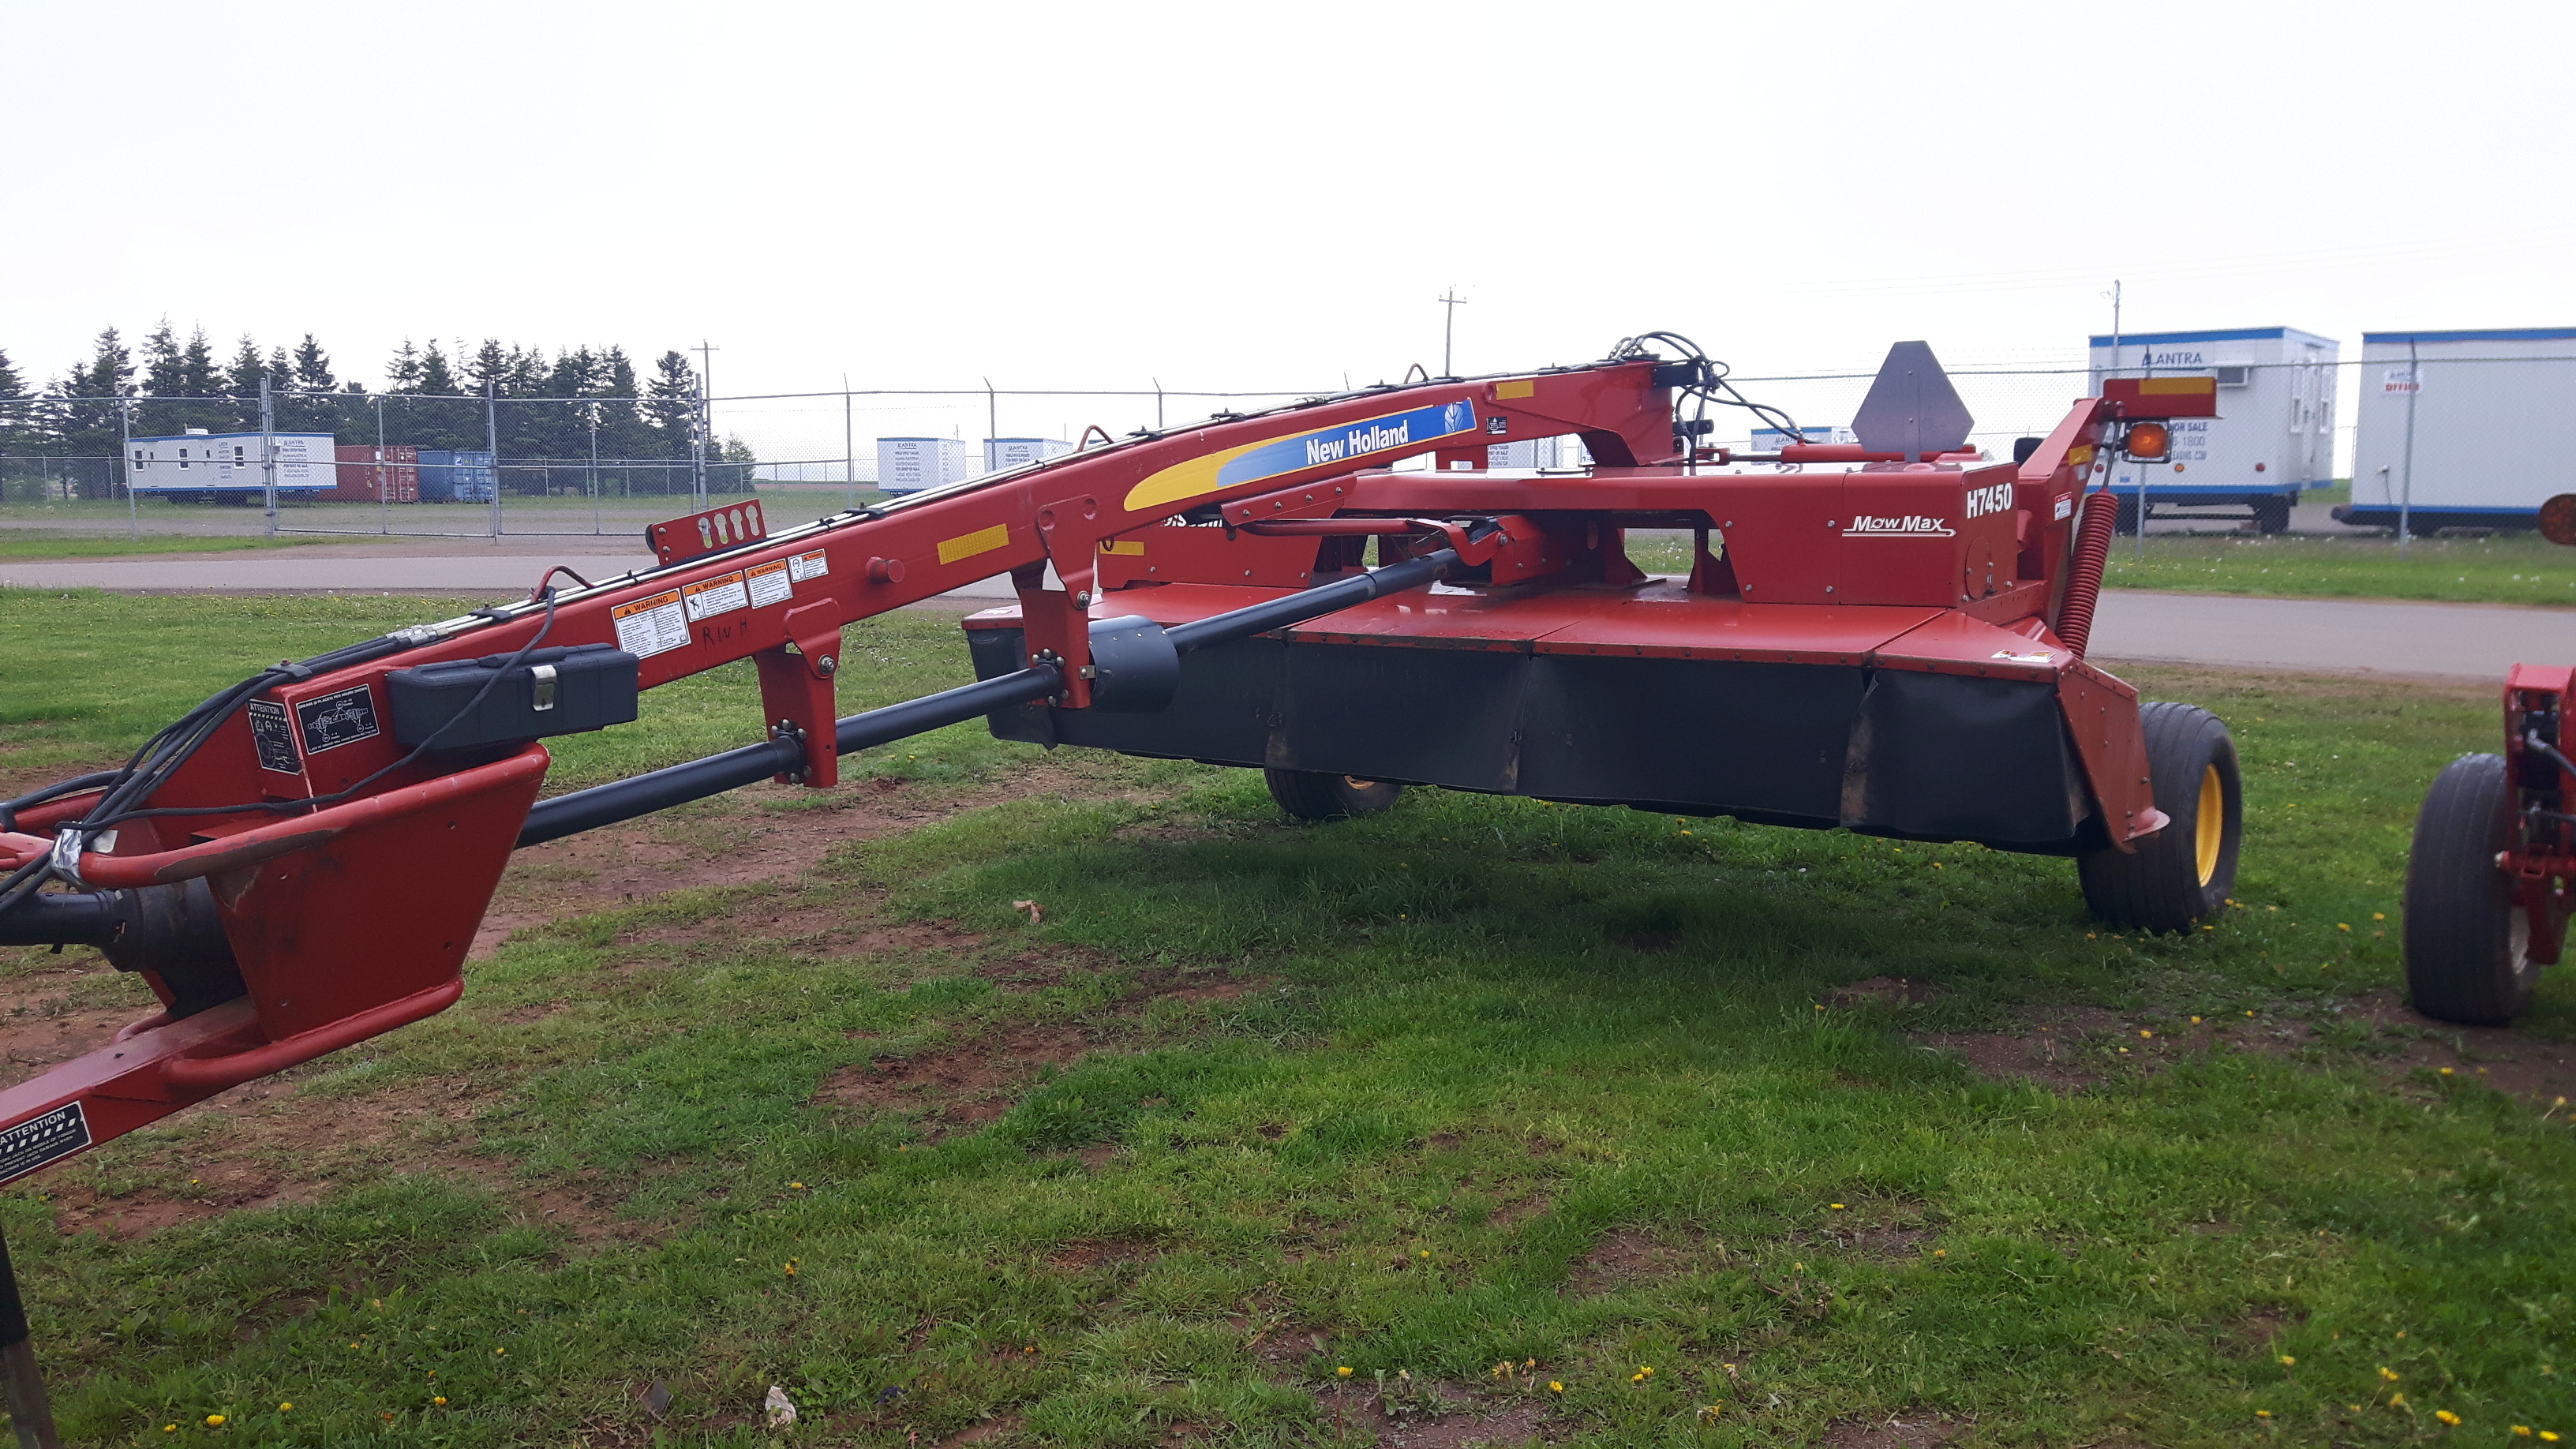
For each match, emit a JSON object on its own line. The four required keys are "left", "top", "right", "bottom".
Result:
{"left": 1964, "top": 482, "right": 2014, "bottom": 520}
{"left": 937, "top": 524, "right": 1011, "bottom": 566}
{"left": 1847, "top": 514, "right": 1955, "bottom": 537}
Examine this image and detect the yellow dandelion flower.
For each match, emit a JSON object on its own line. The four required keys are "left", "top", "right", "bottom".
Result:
{"left": 2338, "top": 923, "right": 2351, "bottom": 931}
{"left": 2438, "top": 1410, "right": 2462, "bottom": 1425}
{"left": 495, "top": 1346, "right": 506, "bottom": 1356}
{"left": 163, "top": 1427, "right": 176, "bottom": 1435}
{"left": 205, "top": 1415, "right": 225, "bottom": 1427}
{"left": 1830, "top": 1203, "right": 1847, "bottom": 1210}
{"left": 2381, "top": 1367, "right": 2401, "bottom": 1381}
{"left": 790, "top": 1181, "right": 805, "bottom": 1189}
{"left": 2441, "top": 1067, "right": 2454, "bottom": 1076}
{"left": 2392, "top": 1392, "right": 2409, "bottom": 1407}
{"left": 2256, "top": 1409, "right": 2271, "bottom": 1418}
{"left": 2192, "top": 1016, "right": 2203, "bottom": 1024}
{"left": 433, "top": 1397, "right": 447, "bottom": 1406}
{"left": 279, "top": 1402, "right": 292, "bottom": 1412}
{"left": 1525, "top": 1359, "right": 1535, "bottom": 1368}
{"left": 2374, "top": 912, "right": 2386, "bottom": 921}
{"left": 1631, "top": 1372, "right": 1646, "bottom": 1383}
{"left": 2280, "top": 1355, "right": 2296, "bottom": 1366}
{"left": 2140, "top": 1029, "right": 2154, "bottom": 1039}
{"left": 2541, "top": 1432, "right": 2560, "bottom": 1443}
{"left": 1549, "top": 1381, "right": 1564, "bottom": 1394}
{"left": 1336, "top": 1367, "right": 1352, "bottom": 1378}
{"left": 1934, "top": 1249, "right": 1946, "bottom": 1258}
{"left": 2512, "top": 1428, "right": 2531, "bottom": 1438}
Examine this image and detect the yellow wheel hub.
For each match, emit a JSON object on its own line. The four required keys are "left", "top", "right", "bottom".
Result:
{"left": 2194, "top": 763, "right": 2224, "bottom": 887}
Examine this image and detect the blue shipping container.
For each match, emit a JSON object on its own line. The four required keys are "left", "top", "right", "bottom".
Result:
{"left": 415, "top": 450, "right": 497, "bottom": 504}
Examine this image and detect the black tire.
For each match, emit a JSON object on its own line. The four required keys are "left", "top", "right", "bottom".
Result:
{"left": 2253, "top": 498, "right": 2291, "bottom": 535}
{"left": 2078, "top": 702, "right": 2243, "bottom": 932}
{"left": 2403, "top": 753, "right": 2536, "bottom": 1025}
{"left": 2114, "top": 497, "right": 2141, "bottom": 536}
{"left": 1264, "top": 769, "right": 1405, "bottom": 821}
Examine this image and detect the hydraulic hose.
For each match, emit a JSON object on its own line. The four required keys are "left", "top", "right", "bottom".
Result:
{"left": 2055, "top": 490, "right": 2119, "bottom": 658}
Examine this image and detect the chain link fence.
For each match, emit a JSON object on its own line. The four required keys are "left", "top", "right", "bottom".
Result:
{"left": 5, "top": 356, "right": 2551, "bottom": 543}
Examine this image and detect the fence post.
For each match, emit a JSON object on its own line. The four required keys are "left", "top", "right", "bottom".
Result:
{"left": 260, "top": 376, "right": 277, "bottom": 539}
{"left": 2398, "top": 339, "right": 2420, "bottom": 557}
{"left": 375, "top": 395, "right": 389, "bottom": 536}
{"left": 843, "top": 376, "right": 855, "bottom": 512}
{"left": 118, "top": 399, "right": 136, "bottom": 543}
{"left": 589, "top": 416, "right": 601, "bottom": 536}
{"left": 485, "top": 383, "right": 501, "bottom": 542}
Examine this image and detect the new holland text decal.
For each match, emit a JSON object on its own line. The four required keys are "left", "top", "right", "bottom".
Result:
{"left": 1847, "top": 513, "right": 1955, "bottom": 537}
{"left": 1123, "top": 400, "right": 1480, "bottom": 512}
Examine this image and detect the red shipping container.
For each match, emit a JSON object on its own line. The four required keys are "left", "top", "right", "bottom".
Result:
{"left": 328, "top": 444, "right": 421, "bottom": 503}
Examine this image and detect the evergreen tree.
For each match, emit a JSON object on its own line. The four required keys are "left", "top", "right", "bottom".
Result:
{"left": 225, "top": 335, "right": 266, "bottom": 429}
{"left": 384, "top": 339, "right": 423, "bottom": 394}
{"left": 291, "top": 335, "right": 335, "bottom": 394}
{"left": 593, "top": 346, "right": 650, "bottom": 483}
{"left": 49, "top": 329, "right": 134, "bottom": 460}
{"left": 463, "top": 339, "right": 510, "bottom": 400}
{"left": 138, "top": 324, "right": 226, "bottom": 436}
{"left": 643, "top": 350, "right": 700, "bottom": 462}
{"left": 416, "top": 342, "right": 461, "bottom": 395}
{"left": 284, "top": 334, "right": 343, "bottom": 436}
{"left": 0, "top": 347, "right": 29, "bottom": 451}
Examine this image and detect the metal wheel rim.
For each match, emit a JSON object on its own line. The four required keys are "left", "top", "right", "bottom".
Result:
{"left": 2194, "top": 764, "right": 2223, "bottom": 887}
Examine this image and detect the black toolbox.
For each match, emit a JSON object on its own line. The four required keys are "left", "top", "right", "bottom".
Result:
{"left": 387, "top": 643, "right": 640, "bottom": 750}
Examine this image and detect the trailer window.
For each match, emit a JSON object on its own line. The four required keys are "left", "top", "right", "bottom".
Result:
{"left": 178, "top": 448, "right": 188, "bottom": 470}
{"left": 234, "top": 445, "right": 246, "bottom": 466}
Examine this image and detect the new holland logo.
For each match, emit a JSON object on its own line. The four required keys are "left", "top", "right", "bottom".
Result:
{"left": 1847, "top": 514, "right": 1955, "bottom": 537}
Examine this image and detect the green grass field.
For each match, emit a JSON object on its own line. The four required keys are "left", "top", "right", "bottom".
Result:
{"left": 0, "top": 531, "right": 335, "bottom": 561}
{"left": 2, "top": 593, "right": 2572, "bottom": 1446}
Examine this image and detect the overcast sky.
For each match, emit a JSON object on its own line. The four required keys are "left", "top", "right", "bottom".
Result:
{"left": 7, "top": 0, "right": 2570, "bottom": 443}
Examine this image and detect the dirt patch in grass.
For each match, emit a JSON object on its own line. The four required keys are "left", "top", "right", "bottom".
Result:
{"left": 1312, "top": 1381, "right": 1560, "bottom": 1448}
{"left": 1833, "top": 975, "right": 1941, "bottom": 1007}
{"left": 1822, "top": 1410, "right": 1965, "bottom": 1447}
{"left": 815, "top": 1021, "right": 1098, "bottom": 1136}
{"left": 1045, "top": 1237, "right": 1159, "bottom": 1272}
{"left": 477, "top": 761, "right": 1150, "bottom": 959}
{"left": 1566, "top": 1227, "right": 1698, "bottom": 1294}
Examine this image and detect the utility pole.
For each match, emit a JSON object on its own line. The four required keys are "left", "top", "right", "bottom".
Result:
{"left": 983, "top": 377, "right": 998, "bottom": 470}
{"left": 259, "top": 376, "right": 277, "bottom": 539}
{"left": 692, "top": 340, "right": 718, "bottom": 509}
{"left": 373, "top": 395, "right": 389, "bottom": 536}
{"left": 2398, "top": 338, "right": 2421, "bottom": 558}
{"left": 1438, "top": 288, "right": 1467, "bottom": 377}
{"left": 588, "top": 412, "right": 601, "bottom": 537}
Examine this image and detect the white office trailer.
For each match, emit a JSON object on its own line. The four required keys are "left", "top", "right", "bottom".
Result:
{"left": 983, "top": 437, "right": 1073, "bottom": 473}
{"left": 2342, "top": 328, "right": 2576, "bottom": 534}
{"left": 874, "top": 436, "right": 972, "bottom": 495}
{"left": 2086, "top": 327, "right": 2337, "bottom": 533}
{"left": 127, "top": 429, "right": 337, "bottom": 502}
{"left": 1485, "top": 436, "right": 1571, "bottom": 468}
{"left": 1748, "top": 425, "right": 1859, "bottom": 451}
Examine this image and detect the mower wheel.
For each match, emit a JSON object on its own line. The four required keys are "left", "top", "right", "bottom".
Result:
{"left": 2077, "top": 702, "right": 2242, "bottom": 932}
{"left": 2402, "top": 752, "right": 2536, "bottom": 1025}
{"left": 1264, "top": 769, "right": 1404, "bottom": 821}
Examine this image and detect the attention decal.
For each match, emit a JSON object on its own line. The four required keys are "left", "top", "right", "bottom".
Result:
{"left": 1122, "top": 400, "right": 1480, "bottom": 512}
